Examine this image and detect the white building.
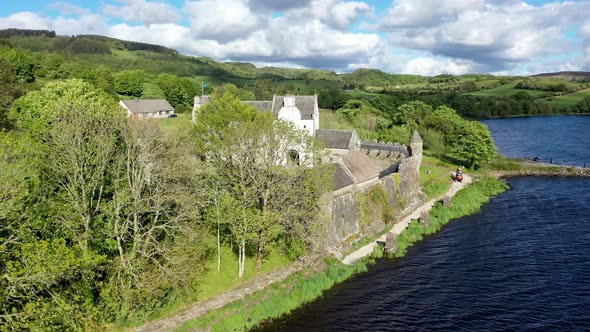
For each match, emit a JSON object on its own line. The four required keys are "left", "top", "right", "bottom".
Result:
{"left": 120, "top": 99, "right": 175, "bottom": 119}
{"left": 193, "top": 95, "right": 320, "bottom": 137}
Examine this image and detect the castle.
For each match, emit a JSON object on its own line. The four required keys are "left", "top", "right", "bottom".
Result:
{"left": 192, "top": 94, "right": 425, "bottom": 257}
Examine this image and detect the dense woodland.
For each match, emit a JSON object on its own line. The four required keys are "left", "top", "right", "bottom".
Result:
{"left": 0, "top": 29, "right": 582, "bottom": 329}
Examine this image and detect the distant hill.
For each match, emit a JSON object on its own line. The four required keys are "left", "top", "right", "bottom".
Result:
{"left": 531, "top": 71, "right": 590, "bottom": 81}
{"left": 344, "top": 68, "right": 427, "bottom": 86}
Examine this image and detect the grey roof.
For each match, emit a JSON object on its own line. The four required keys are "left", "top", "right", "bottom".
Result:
{"left": 410, "top": 130, "right": 423, "bottom": 144}
{"left": 121, "top": 99, "right": 174, "bottom": 114}
{"left": 333, "top": 162, "right": 355, "bottom": 191}
{"left": 315, "top": 129, "right": 354, "bottom": 149}
{"left": 341, "top": 151, "right": 379, "bottom": 183}
{"left": 244, "top": 101, "right": 273, "bottom": 113}
{"left": 272, "top": 95, "right": 316, "bottom": 120}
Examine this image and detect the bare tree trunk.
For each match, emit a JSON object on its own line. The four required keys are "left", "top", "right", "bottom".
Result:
{"left": 217, "top": 217, "right": 221, "bottom": 272}
{"left": 215, "top": 199, "right": 221, "bottom": 272}
{"left": 238, "top": 239, "right": 246, "bottom": 278}
{"left": 256, "top": 238, "right": 265, "bottom": 271}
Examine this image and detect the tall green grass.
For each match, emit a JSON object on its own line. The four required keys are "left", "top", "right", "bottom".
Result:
{"left": 177, "top": 261, "right": 368, "bottom": 332}
{"left": 394, "top": 177, "right": 508, "bottom": 257}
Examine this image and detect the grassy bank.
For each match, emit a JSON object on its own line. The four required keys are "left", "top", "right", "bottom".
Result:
{"left": 177, "top": 260, "right": 370, "bottom": 332}
{"left": 394, "top": 177, "right": 509, "bottom": 258}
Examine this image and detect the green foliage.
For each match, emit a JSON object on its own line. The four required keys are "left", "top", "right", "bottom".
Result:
{"left": 357, "top": 185, "right": 393, "bottom": 227}
{"left": 0, "top": 58, "right": 21, "bottom": 129}
{"left": 114, "top": 69, "right": 146, "bottom": 96}
{"left": 154, "top": 73, "right": 198, "bottom": 111}
{"left": 2, "top": 80, "right": 212, "bottom": 329}
{"left": 574, "top": 95, "right": 590, "bottom": 113}
{"left": 0, "top": 48, "right": 35, "bottom": 82}
{"left": 450, "top": 121, "right": 496, "bottom": 169}
{"left": 213, "top": 83, "right": 255, "bottom": 100}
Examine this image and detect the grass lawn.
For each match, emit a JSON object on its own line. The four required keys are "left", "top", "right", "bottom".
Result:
{"left": 544, "top": 88, "right": 590, "bottom": 108}
{"left": 467, "top": 82, "right": 547, "bottom": 97}
{"left": 344, "top": 90, "right": 381, "bottom": 98}
{"left": 119, "top": 245, "right": 290, "bottom": 330}
{"left": 420, "top": 155, "right": 457, "bottom": 198}
{"left": 154, "top": 112, "right": 192, "bottom": 132}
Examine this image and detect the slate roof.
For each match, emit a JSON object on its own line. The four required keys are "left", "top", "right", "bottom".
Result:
{"left": 333, "top": 162, "right": 355, "bottom": 191}
{"left": 244, "top": 101, "right": 273, "bottom": 113}
{"left": 315, "top": 129, "right": 354, "bottom": 149}
{"left": 341, "top": 151, "right": 379, "bottom": 184}
{"left": 272, "top": 95, "right": 316, "bottom": 120}
{"left": 121, "top": 99, "right": 174, "bottom": 114}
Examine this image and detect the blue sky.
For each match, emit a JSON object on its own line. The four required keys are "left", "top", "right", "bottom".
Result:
{"left": 1, "top": 0, "right": 589, "bottom": 75}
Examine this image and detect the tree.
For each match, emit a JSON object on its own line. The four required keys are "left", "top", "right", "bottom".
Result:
{"left": 214, "top": 83, "right": 255, "bottom": 101}
{"left": 114, "top": 70, "right": 146, "bottom": 97}
{"left": 95, "top": 65, "right": 116, "bottom": 96}
{"left": 11, "top": 79, "right": 125, "bottom": 252}
{"left": 393, "top": 101, "right": 433, "bottom": 129}
{"left": 3, "top": 80, "right": 125, "bottom": 328}
{"left": 253, "top": 79, "right": 275, "bottom": 100}
{"left": 102, "top": 121, "right": 207, "bottom": 316}
{"left": 450, "top": 121, "right": 496, "bottom": 169}
{"left": 1, "top": 48, "right": 35, "bottom": 83}
{"left": 0, "top": 58, "right": 21, "bottom": 130}
{"left": 3, "top": 79, "right": 210, "bottom": 327}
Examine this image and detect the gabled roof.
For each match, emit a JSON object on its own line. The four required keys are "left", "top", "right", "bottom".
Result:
{"left": 272, "top": 95, "right": 316, "bottom": 120}
{"left": 333, "top": 162, "right": 355, "bottom": 191}
{"left": 341, "top": 151, "right": 379, "bottom": 183}
{"left": 121, "top": 99, "right": 174, "bottom": 114}
{"left": 244, "top": 101, "right": 273, "bottom": 113}
{"left": 315, "top": 129, "right": 354, "bottom": 149}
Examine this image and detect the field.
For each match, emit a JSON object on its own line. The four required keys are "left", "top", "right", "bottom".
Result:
{"left": 467, "top": 82, "right": 548, "bottom": 97}
{"left": 543, "top": 88, "right": 590, "bottom": 108}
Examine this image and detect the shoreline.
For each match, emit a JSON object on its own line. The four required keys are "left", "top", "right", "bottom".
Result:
{"left": 172, "top": 175, "right": 509, "bottom": 331}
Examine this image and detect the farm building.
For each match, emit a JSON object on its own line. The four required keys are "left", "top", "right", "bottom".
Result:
{"left": 120, "top": 99, "right": 175, "bottom": 119}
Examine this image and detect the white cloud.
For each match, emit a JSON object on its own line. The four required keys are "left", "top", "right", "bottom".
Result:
{"left": 403, "top": 57, "right": 474, "bottom": 76}
{"left": 378, "top": 0, "right": 590, "bottom": 71}
{"left": 103, "top": 0, "right": 181, "bottom": 25}
{"left": 285, "top": 0, "right": 373, "bottom": 30}
{"left": 185, "top": 0, "right": 264, "bottom": 42}
{"left": 248, "top": 0, "right": 312, "bottom": 11}
{"left": 0, "top": 12, "right": 53, "bottom": 30}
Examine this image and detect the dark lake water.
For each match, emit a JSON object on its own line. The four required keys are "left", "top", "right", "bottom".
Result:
{"left": 482, "top": 115, "right": 590, "bottom": 167}
{"left": 257, "top": 177, "right": 590, "bottom": 331}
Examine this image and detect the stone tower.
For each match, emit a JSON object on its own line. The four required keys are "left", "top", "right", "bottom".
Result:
{"left": 192, "top": 95, "right": 211, "bottom": 124}
{"left": 409, "top": 130, "right": 423, "bottom": 172}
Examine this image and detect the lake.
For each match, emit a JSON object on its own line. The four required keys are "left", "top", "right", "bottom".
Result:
{"left": 482, "top": 115, "right": 590, "bottom": 167}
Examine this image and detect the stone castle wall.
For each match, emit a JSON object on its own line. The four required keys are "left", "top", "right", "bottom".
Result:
{"left": 322, "top": 159, "right": 426, "bottom": 259}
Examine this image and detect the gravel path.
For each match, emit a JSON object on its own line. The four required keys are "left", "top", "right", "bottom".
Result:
{"left": 341, "top": 174, "right": 473, "bottom": 265}
{"left": 131, "top": 257, "right": 318, "bottom": 332}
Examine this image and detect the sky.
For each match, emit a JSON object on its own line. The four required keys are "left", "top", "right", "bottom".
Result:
{"left": 1, "top": 0, "right": 590, "bottom": 75}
